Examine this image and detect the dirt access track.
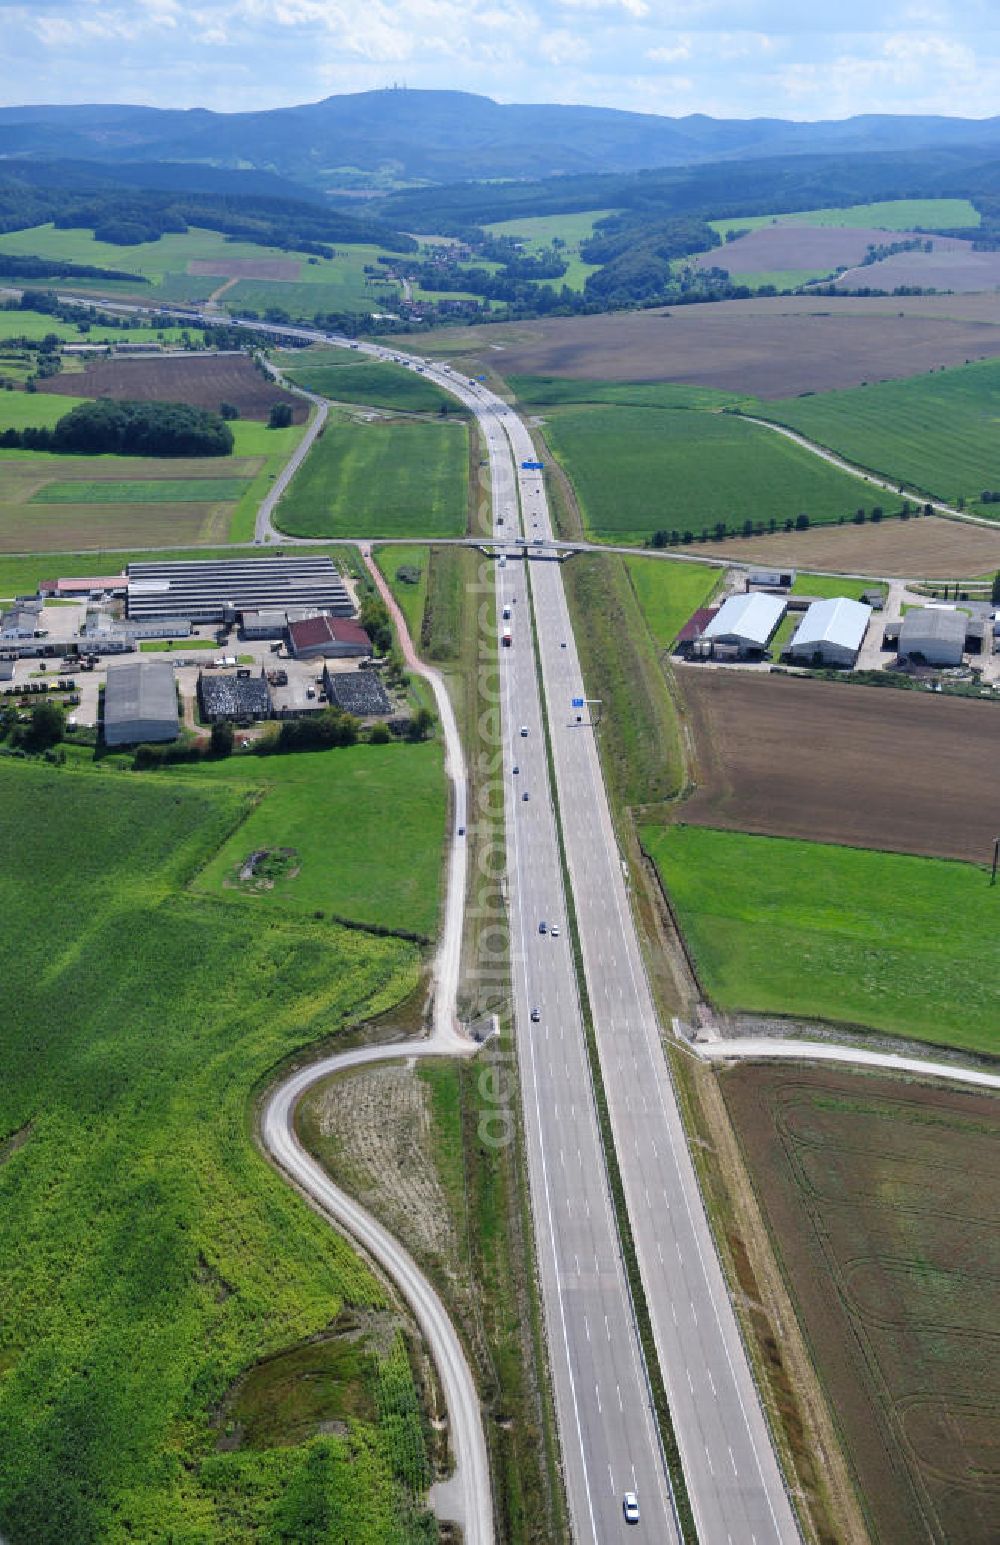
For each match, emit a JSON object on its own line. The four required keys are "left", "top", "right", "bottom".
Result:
{"left": 38, "top": 353, "right": 308, "bottom": 422}
{"left": 677, "top": 668, "right": 1000, "bottom": 864}
{"left": 404, "top": 292, "right": 1000, "bottom": 397}
{"left": 686, "top": 514, "right": 1000, "bottom": 578}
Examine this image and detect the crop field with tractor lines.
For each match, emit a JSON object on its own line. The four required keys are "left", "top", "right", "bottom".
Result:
{"left": 722, "top": 1064, "right": 1000, "bottom": 1545}
{"left": 539, "top": 402, "right": 875, "bottom": 544}
{"left": 677, "top": 670, "right": 1000, "bottom": 865}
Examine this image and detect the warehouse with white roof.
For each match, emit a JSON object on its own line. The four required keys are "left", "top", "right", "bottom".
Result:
{"left": 787, "top": 596, "right": 872, "bottom": 667}
{"left": 700, "top": 592, "right": 786, "bottom": 657}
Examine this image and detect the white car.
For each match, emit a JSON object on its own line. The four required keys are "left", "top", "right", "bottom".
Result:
{"left": 550, "top": 925, "right": 560, "bottom": 938}
{"left": 623, "top": 1491, "right": 640, "bottom": 1525}
{"left": 520, "top": 725, "right": 529, "bottom": 737}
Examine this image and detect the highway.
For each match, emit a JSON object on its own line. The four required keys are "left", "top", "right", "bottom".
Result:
{"left": 64, "top": 292, "right": 802, "bottom": 1541}
{"left": 305, "top": 337, "right": 800, "bottom": 1542}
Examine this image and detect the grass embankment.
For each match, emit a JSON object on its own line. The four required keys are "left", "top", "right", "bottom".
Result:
{"left": 754, "top": 357, "right": 1000, "bottom": 517}
{"left": 791, "top": 573, "right": 884, "bottom": 600}
{"left": 644, "top": 824, "right": 1000, "bottom": 1053}
{"left": 541, "top": 403, "right": 875, "bottom": 545}
{"left": 275, "top": 414, "right": 468, "bottom": 540}
{"left": 562, "top": 553, "right": 692, "bottom": 815}
{"left": 373, "top": 544, "right": 430, "bottom": 642}
{"left": 280, "top": 354, "right": 457, "bottom": 416}
{"left": 0, "top": 758, "right": 435, "bottom": 1544}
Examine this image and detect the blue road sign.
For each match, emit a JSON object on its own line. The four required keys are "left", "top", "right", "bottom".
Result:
{"left": 521, "top": 459, "right": 545, "bottom": 470}
{"left": 571, "top": 697, "right": 584, "bottom": 708}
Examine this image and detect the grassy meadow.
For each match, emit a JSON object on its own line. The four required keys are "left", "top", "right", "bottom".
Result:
{"left": 645, "top": 824, "right": 1000, "bottom": 1052}
{"left": 622, "top": 555, "right": 722, "bottom": 648}
{"left": 0, "top": 226, "right": 403, "bottom": 316}
{"left": 753, "top": 358, "right": 1000, "bottom": 515}
{"left": 0, "top": 308, "right": 205, "bottom": 346}
{"left": 276, "top": 414, "right": 468, "bottom": 540}
{"left": 188, "top": 741, "right": 446, "bottom": 938}
{"left": 0, "top": 757, "right": 433, "bottom": 1544}
{"left": 709, "top": 198, "right": 981, "bottom": 238}
{"left": 541, "top": 403, "right": 874, "bottom": 543}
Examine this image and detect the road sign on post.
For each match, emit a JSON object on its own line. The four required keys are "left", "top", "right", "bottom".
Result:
{"left": 571, "top": 697, "right": 584, "bottom": 708}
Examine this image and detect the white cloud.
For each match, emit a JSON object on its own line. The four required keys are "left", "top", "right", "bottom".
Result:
{"left": 645, "top": 37, "right": 691, "bottom": 63}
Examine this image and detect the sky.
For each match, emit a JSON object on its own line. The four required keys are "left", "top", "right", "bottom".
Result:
{"left": 3, "top": 0, "right": 1000, "bottom": 121}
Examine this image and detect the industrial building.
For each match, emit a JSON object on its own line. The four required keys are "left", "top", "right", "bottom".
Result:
{"left": 198, "top": 671, "right": 272, "bottom": 722}
{"left": 103, "top": 660, "right": 179, "bottom": 747}
{"left": 78, "top": 613, "right": 193, "bottom": 655}
{"left": 288, "top": 615, "right": 371, "bottom": 660}
{"left": 699, "top": 592, "right": 786, "bottom": 658}
{"left": 1, "top": 603, "right": 43, "bottom": 641}
{"left": 746, "top": 568, "right": 795, "bottom": 591}
{"left": 898, "top": 607, "right": 967, "bottom": 666}
{"left": 323, "top": 667, "right": 392, "bottom": 717}
{"left": 787, "top": 597, "right": 872, "bottom": 667}
{"left": 126, "top": 557, "right": 353, "bottom": 624}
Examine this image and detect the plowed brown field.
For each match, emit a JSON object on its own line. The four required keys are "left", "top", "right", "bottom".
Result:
{"left": 685, "top": 515, "right": 1000, "bottom": 577}
{"left": 398, "top": 294, "right": 1000, "bottom": 396}
{"left": 696, "top": 224, "right": 963, "bottom": 277}
{"left": 187, "top": 257, "right": 300, "bottom": 281}
{"left": 37, "top": 353, "right": 307, "bottom": 422}
{"left": 678, "top": 668, "right": 1000, "bottom": 863}
{"left": 722, "top": 1065, "right": 1000, "bottom": 1545}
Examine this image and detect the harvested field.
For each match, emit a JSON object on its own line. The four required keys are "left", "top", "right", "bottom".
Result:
{"left": 0, "top": 454, "right": 263, "bottom": 552}
{"left": 696, "top": 224, "right": 959, "bottom": 279}
{"left": 722, "top": 1065, "right": 1000, "bottom": 1545}
{"left": 36, "top": 353, "right": 307, "bottom": 422}
{"left": 835, "top": 240, "right": 1000, "bottom": 293}
{"left": 678, "top": 669, "right": 1000, "bottom": 864}
{"left": 686, "top": 514, "right": 1000, "bottom": 577}
{"left": 187, "top": 257, "right": 300, "bottom": 281}
{"left": 399, "top": 294, "right": 1000, "bottom": 396}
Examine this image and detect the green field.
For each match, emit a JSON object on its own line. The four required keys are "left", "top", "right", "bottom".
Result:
{"left": 282, "top": 356, "right": 455, "bottom": 415}
{"left": 509, "top": 376, "right": 747, "bottom": 411}
{"left": 622, "top": 555, "right": 722, "bottom": 647}
{"left": 791, "top": 573, "right": 885, "bottom": 601}
{"left": 0, "top": 758, "right": 432, "bottom": 1543}
{"left": 374, "top": 544, "right": 430, "bottom": 642}
{"left": 0, "top": 309, "right": 204, "bottom": 346}
{"left": 0, "top": 226, "right": 403, "bottom": 317}
{"left": 276, "top": 415, "right": 468, "bottom": 540}
{"left": 541, "top": 403, "right": 875, "bottom": 543}
{"left": 30, "top": 478, "right": 250, "bottom": 505}
{"left": 725, "top": 268, "right": 829, "bottom": 291}
{"left": 753, "top": 358, "right": 1000, "bottom": 515}
{"left": 644, "top": 824, "right": 1000, "bottom": 1052}
{"left": 188, "top": 741, "right": 445, "bottom": 937}
{"left": 0, "top": 386, "right": 306, "bottom": 545}
{"left": 710, "top": 198, "right": 981, "bottom": 237}
{"left": 482, "top": 209, "right": 611, "bottom": 292}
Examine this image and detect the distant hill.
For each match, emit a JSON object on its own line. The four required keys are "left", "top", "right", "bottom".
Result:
{"left": 4, "top": 91, "right": 1000, "bottom": 189}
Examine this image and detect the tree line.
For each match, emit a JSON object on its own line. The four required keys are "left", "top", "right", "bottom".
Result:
{"left": 2, "top": 399, "right": 234, "bottom": 456}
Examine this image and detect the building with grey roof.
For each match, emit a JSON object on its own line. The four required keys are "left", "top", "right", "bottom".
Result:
{"left": 103, "top": 660, "right": 179, "bottom": 746}
{"left": 787, "top": 597, "right": 872, "bottom": 667}
{"left": 198, "top": 671, "right": 272, "bottom": 722}
{"left": 898, "top": 607, "right": 967, "bottom": 666}
{"left": 323, "top": 667, "right": 392, "bottom": 718}
{"left": 700, "top": 592, "right": 786, "bottom": 657}
{"left": 127, "top": 556, "right": 352, "bottom": 624}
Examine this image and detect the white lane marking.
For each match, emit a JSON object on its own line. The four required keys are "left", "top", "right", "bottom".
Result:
{"left": 705, "top": 1445, "right": 715, "bottom": 1478}
{"left": 594, "top": 1383, "right": 602, "bottom": 1415}
{"left": 729, "top": 1445, "right": 738, "bottom": 1477}
{"left": 584, "top": 1316, "right": 591, "bottom": 1342}
{"left": 708, "top": 1370, "right": 717, "bottom": 1398}
{"left": 605, "top": 1315, "right": 611, "bottom": 1341}
{"left": 617, "top": 1383, "right": 623, "bottom": 1411}
{"left": 687, "top": 1367, "right": 694, "bottom": 1393}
